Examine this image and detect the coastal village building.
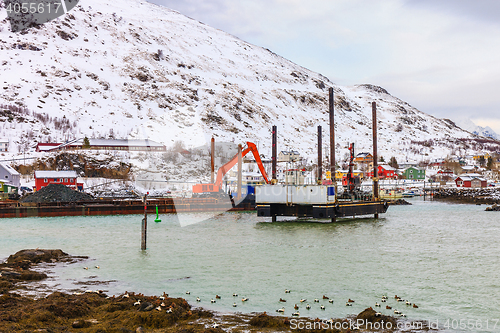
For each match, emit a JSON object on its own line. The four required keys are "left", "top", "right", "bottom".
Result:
{"left": 461, "top": 165, "right": 479, "bottom": 174}
{"left": 35, "top": 138, "right": 166, "bottom": 152}
{"left": 0, "top": 138, "right": 9, "bottom": 152}
{"left": 402, "top": 167, "right": 426, "bottom": 180}
{"left": 335, "top": 169, "right": 364, "bottom": 180}
{"left": 35, "top": 143, "right": 63, "bottom": 152}
{"left": 354, "top": 152, "right": 373, "bottom": 164}
{"left": 398, "top": 162, "right": 420, "bottom": 169}
{"left": 367, "top": 164, "right": 397, "bottom": 179}
{"left": 0, "top": 180, "right": 18, "bottom": 198}
{"left": 277, "top": 151, "right": 301, "bottom": 162}
{"left": 436, "top": 169, "right": 454, "bottom": 181}
{"left": 454, "top": 174, "right": 487, "bottom": 188}
{"left": 0, "top": 162, "right": 20, "bottom": 187}
{"left": 473, "top": 153, "right": 490, "bottom": 162}
{"left": 429, "top": 159, "right": 445, "bottom": 168}
{"left": 34, "top": 170, "right": 81, "bottom": 191}
{"left": 354, "top": 152, "right": 373, "bottom": 172}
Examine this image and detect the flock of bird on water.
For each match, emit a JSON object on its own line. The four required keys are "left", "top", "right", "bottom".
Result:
{"left": 184, "top": 289, "right": 419, "bottom": 318}
{"left": 79, "top": 266, "right": 419, "bottom": 319}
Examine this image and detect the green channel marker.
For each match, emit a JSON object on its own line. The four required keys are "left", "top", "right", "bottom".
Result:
{"left": 154, "top": 205, "right": 161, "bottom": 222}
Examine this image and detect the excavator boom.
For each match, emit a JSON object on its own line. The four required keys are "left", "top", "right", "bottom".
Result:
{"left": 192, "top": 141, "right": 270, "bottom": 194}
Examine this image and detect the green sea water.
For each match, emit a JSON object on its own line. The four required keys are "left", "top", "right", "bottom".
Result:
{"left": 1, "top": 198, "right": 499, "bottom": 332}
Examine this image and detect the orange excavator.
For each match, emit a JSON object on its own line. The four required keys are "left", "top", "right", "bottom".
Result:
{"left": 192, "top": 141, "right": 270, "bottom": 195}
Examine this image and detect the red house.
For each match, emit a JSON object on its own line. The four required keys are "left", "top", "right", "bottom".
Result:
{"left": 35, "top": 143, "right": 63, "bottom": 152}
{"left": 367, "top": 164, "right": 397, "bottom": 179}
{"left": 34, "top": 170, "right": 81, "bottom": 191}
{"left": 455, "top": 175, "right": 487, "bottom": 188}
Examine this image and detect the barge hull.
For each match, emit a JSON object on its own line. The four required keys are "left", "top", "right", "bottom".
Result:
{"left": 256, "top": 201, "right": 388, "bottom": 220}
{"left": 0, "top": 198, "right": 254, "bottom": 218}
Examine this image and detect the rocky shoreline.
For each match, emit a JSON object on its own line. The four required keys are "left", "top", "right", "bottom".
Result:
{"left": 387, "top": 199, "right": 412, "bottom": 206}
{"left": 1, "top": 249, "right": 432, "bottom": 332}
{"left": 432, "top": 187, "right": 500, "bottom": 206}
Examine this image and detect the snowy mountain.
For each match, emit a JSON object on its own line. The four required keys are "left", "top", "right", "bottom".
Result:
{"left": 455, "top": 118, "right": 499, "bottom": 141}
{"left": 0, "top": 0, "right": 498, "bottom": 167}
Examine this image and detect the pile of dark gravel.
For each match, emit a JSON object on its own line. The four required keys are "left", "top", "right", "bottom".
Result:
{"left": 20, "top": 183, "right": 94, "bottom": 203}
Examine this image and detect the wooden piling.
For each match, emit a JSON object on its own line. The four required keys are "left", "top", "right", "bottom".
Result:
{"left": 141, "top": 192, "right": 148, "bottom": 250}
{"left": 210, "top": 137, "right": 215, "bottom": 184}
{"left": 272, "top": 125, "right": 277, "bottom": 182}
{"left": 372, "top": 102, "right": 379, "bottom": 219}
{"left": 318, "top": 125, "right": 322, "bottom": 184}
{"left": 329, "top": 87, "right": 336, "bottom": 222}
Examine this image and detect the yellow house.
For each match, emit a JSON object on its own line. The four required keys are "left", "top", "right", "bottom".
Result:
{"left": 473, "top": 153, "right": 490, "bottom": 160}
{"left": 335, "top": 170, "right": 364, "bottom": 180}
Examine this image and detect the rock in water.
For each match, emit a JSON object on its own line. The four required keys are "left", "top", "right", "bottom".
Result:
{"left": 7, "top": 249, "right": 68, "bottom": 265}
{"left": 356, "top": 307, "right": 396, "bottom": 326}
{"left": 486, "top": 204, "right": 500, "bottom": 211}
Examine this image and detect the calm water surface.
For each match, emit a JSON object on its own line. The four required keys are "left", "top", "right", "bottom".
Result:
{"left": 1, "top": 198, "right": 499, "bottom": 332}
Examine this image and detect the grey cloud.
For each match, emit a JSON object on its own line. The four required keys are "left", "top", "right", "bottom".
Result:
{"left": 404, "top": 0, "right": 500, "bottom": 25}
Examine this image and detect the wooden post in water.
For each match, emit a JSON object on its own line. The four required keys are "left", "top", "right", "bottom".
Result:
{"left": 211, "top": 137, "right": 215, "bottom": 184}
{"left": 141, "top": 192, "right": 148, "bottom": 250}
{"left": 329, "top": 88, "right": 336, "bottom": 222}
{"left": 372, "top": 102, "right": 379, "bottom": 219}
{"left": 237, "top": 144, "right": 242, "bottom": 200}
{"left": 318, "top": 125, "right": 322, "bottom": 184}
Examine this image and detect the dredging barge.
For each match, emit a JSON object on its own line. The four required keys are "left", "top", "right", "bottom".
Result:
{"left": 256, "top": 87, "right": 388, "bottom": 222}
{"left": 256, "top": 185, "right": 388, "bottom": 220}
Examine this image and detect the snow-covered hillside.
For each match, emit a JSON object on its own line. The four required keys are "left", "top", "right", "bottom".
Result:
{"left": 0, "top": 0, "right": 497, "bottom": 165}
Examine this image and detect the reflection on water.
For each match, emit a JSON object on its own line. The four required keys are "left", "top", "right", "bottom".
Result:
{"left": 1, "top": 197, "right": 498, "bottom": 332}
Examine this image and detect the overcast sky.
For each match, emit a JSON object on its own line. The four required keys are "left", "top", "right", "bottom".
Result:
{"left": 149, "top": 0, "right": 500, "bottom": 134}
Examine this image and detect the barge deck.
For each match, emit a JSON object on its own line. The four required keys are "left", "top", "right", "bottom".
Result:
{"left": 0, "top": 197, "right": 254, "bottom": 218}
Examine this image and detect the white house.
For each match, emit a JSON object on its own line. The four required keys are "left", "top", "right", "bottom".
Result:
{"left": 278, "top": 151, "right": 301, "bottom": 162}
{"left": 0, "top": 138, "right": 8, "bottom": 152}
{"left": 0, "top": 162, "right": 20, "bottom": 187}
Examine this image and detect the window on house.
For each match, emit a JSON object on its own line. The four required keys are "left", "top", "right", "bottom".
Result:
{"left": 64, "top": 178, "right": 68, "bottom": 182}
{"left": 4, "top": 175, "right": 8, "bottom": 179}
{"left": 44, "top": 178, "right": 48, "bottom": 183}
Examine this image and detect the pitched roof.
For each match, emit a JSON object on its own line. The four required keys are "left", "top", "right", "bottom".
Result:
{"left": 379, "top": 164, "right": 396, "bottom": 171}
{"left": 34, "top": 170, "right": 78, "bottom": 178}
{"left": 0, "top": 163, "right": 20, "bottom": 175}
{"left": 455, "top": 175, "right": 486, "bottom": 181}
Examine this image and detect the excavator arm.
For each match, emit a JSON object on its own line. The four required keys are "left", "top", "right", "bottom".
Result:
{"left": 192, "top": 141, "right": 270, "bottom": 194}
{"left": 214, "top": 142, "right": 270, "bottom": 187}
